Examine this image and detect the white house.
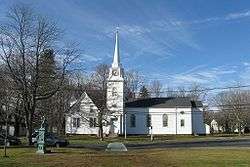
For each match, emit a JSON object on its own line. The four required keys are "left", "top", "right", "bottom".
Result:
{"left": 65, "top": 29, "right": 206, "bottom": 135}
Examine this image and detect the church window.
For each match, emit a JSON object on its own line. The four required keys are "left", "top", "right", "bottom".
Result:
{"left": 181, "top": 119, "right": 185, "bottom": 127}
{"left": 162, "top": 114, "right": 168, "bottom": 127}
{"left": 112, "top": 104, "right": 117, "bottom": 108}
{"left": 89, "top": 117, "right": 97, "bottom": 127}
{"left": 112, "top": 87, "right": 118, "bottom": 96}
{"left": 130, "top": 114, "right": 136, "bottom": 127}
{"left": 146, "top": 114, "right": 151, "bottom": 127}
{"left": 73, "top": 118, "right": 80, "bottom": 128}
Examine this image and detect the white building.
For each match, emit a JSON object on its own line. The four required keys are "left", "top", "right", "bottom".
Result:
{"left": 65, "top": 30, "right": 206, "bottom": 135}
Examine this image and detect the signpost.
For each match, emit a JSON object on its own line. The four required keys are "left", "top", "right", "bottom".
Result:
{"left": 124, "top": 113, "right": 127, "bottom": 139}
{"left": 150, "top": 126, "right": 154, "bottom": 141}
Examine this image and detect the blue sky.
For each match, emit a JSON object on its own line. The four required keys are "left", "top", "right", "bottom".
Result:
{"left": 1, "top": 0, "right": 250, "bottom": 90}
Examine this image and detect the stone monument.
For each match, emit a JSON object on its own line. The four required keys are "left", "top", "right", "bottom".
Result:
{"left": 106, "top": 142, "right": 127, "bottom": 152}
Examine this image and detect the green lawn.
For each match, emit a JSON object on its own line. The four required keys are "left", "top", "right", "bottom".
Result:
{"left": 18, "top": 133, "right": 250, "bottom": 146}
{"left": 21, "top": 134, "right": 207, "bottom": 145}
{"left": 65, "top": 134, "right": 247, "bottom": 145}
{"left": 1, "top": 147, "right": 250, "bottom": 167}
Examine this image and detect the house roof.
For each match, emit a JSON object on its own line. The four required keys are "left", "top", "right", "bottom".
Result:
{"left": 125, "top": 97, "right": 203, "bottom": 108}
{"left": 85, "top": 89, "right": 106, "bottom": 109}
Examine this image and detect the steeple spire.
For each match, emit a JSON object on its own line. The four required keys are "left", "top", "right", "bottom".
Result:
{"left": 112, "top": 27, "right": 120, "bottom": 68}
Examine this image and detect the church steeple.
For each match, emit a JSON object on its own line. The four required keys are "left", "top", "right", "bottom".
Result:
{"left": 112, "top": 28, "right": 120, "bottom": 68}
{"left": 106, "top": 27, "right": 124, "bottom": 135}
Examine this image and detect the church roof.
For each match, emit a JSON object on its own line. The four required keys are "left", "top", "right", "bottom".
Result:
{"left": 85, "top": 89, "right": 106, "bottom": 109}
{"left": 125, "top": 97, "right": 203, "bottom": 108}
{"left": 112, "top": 28, "right": 120, "bottom": 68}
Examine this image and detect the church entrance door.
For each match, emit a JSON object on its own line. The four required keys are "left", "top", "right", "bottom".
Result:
{"left": 109, "top": 118, "right": 118, "bottom": 135}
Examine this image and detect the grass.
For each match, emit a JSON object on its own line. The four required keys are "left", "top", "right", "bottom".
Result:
{"left": 18, "top": 133, "right": 250, "bottom": 146}
{"left": 65, "top": 133, "right": 249, "bottom": 145}
{"left": 21, "top": 134, "right": 205, "bottom": 145}
{"left": 1, "top": 147, "right": 250, "bottom": 167}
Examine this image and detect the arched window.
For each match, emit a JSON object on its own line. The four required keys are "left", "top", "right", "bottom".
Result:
{"left": 146, "top": 114, "right": 151, "bottom": 127}
{"left": 162, "top": 114, "right": 168, "bottom": 127}
{"left": 181, "top": 119, "right": 185, "bottom": 127}
{"left": 130, "top": 114, "right": 136, "bottom": 127}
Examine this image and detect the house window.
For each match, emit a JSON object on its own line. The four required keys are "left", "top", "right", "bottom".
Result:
{"left": 146, "top": 114, "right": 151, "bottom": 127}
{"left": 90, "top": 117, "right": 97, "bottom": 127}
{"left": 130, "top": 114, "right": 136, "bottom": 127}
{"left": 162, "top": 114, "right": 168, "bottom": 127}
{"left": 73, "top": 118, "right": 80, "bottom": 128}
{"left": 90, "top": 105, "right": 94, "bottom": 113}
{"left": 181, "top": 119, "right": 185, "bottom": 127}
{"left": 89, "top": 117, "right": 97, "bottom": 127}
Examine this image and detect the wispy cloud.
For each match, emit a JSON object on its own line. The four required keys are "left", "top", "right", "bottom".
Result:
{"left": 176, "top": 10, "right": 250, "bottom": 26}
{"left": 226, "top": 10, "right": 250, "bottom": 20}
{"left": 102, "top": 20, "right": 200, "bottom": 63}
{"left": 239, "top": 61, "right": 250, "bottom": 84}
{"left": 145, "top": 64, "right": 239, "bottom": 89}
{"left": 73, "top": 54, "right": 102, "bottom": 65}
{"left": 171, "top": 65, "right": 237, "bottom": 85}
{"left": 82, "top": 54, "right": 102, "bottom": 62}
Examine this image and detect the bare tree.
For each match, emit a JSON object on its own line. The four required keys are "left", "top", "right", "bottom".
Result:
{"left": 215, "top": 89, "right": 250, "bottom": 135}
{"left": 164, "top": 86, "right": 175, "bottom": 97}
{"left": 187, "top": 83, "right": 207, "bottom": 101}
{"left": 0, "top": 65, "right": 21, "bottom": 157}
{"left": 124, "top": 70, "right": 143, "bottom": 101}
{"left": 0, "top": 4, "right": 78, "bottom": 144}
{"left": 175, "top": 86, "right": 187, "bottom": 97}
{"left": 149, "top": 80, "right": 162, "bottom": 97}
{"left": 165, "top": 83, "right": 206, "bottom": 102}
{"left": 86, "top": 64, "right": 110, "bottom": 140}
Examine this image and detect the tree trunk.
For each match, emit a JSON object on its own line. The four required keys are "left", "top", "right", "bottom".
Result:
{"left": 14, "top": 118, "right": 20, "bottom": 137}
{"left": 98, "top": 112, "right": 104, "bottom": 141}
{"left": 25, "top": 111, "right": 34, "bottom": 145}
{"left": 99, "top": 125, "right": 104, "bottom": 141}
{"left": 238, "top": 123, "right": 242, "bottom": 136}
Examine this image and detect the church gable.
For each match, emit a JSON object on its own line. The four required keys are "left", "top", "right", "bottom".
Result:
{"left": 68, "top": 92, "right": 99, "bottom": 118}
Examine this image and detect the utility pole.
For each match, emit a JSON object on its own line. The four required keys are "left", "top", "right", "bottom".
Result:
{"left": 175, "top": 107, "right": 178, "bottom": 135}
{"left": 124, "top": 112, "right": 127, "bottom": 139}
{"left": 3, "top": 105, "right": 9, "bottom": 158}
{"left": 150, "top": 126, "right": 153, "bottom": 141}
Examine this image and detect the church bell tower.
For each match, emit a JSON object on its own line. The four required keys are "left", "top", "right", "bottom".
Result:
{"left": 107, "top": 28, "right": 124, "bottom": 135}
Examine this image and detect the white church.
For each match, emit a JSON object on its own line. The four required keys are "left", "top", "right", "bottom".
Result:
{"left": 65, "top": 30, "right": 206, "bottom": 136}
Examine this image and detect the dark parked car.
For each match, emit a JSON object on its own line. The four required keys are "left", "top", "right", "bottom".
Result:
{"left": 0, "top": 134, "right": 21, "bottom": 146}
{"left": 32, "top": 132, "right": 69, "bottom": 147}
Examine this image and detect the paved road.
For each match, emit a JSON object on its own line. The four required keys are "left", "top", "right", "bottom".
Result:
{"left": 68, "top": 138, "right": 250, "bottom": 150}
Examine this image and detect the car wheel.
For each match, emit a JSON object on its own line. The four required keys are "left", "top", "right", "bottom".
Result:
{"left": 56, "top": 143, "right": 60, "bottom": 148}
